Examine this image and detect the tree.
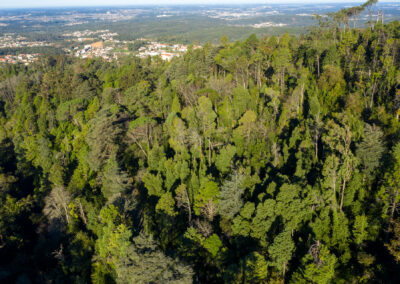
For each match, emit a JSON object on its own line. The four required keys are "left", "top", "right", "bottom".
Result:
{"left": 353, "top": 215, "right": 369, "bottom": 246}
{"left": 386, "top": 218, "right": 400, "bottom": 263}
{"left": 356, "top": 124, "right": 385, "bottom": 180}
{"left": 362, "top": 0, "right": 379, "bottom": 30}
{"left": 85, "top": 107, "right": 125, "bottom": 171}
{"left": 268, "top": 230, "right": 295, "bottom": 277}
{"left": 291, "top": 243, "right": 337, "bottom": 284}
{"left": 128, "top": 116, "right": 157, "bottom": 159}
{"left": 272, "top": 44, "right": 291, "bottom": 94}
{"left": 231, "top": 202, "right": 255, "bottom": 238}
{"left": 115, "top": 234, "right": 194, "bottom": 284}
{"left": 101, "top": 156, "right": 131, "bottom": 201}
{"left": 379, "top": 143, "right": 400, "bottom": 238}
{"left": 175, "top": 184, "right": 192, "bottom": 223}
{"left": 215, "top": 145, "right": 236, "bottom": 174}
{"left": 143, "top": 171, "right": 164, "bottom": 197}
{"left": 231, "top": 87, "right": 251, "bottom": 121}
{"left": 275, "top": 184, "right": 311, "bottom": 233}
{"left": 43, "top": 186, "right": 72, "bottom": 225}
{"left": 323, "top": 118, "right": 357, "bottom": 211}
{"left": 250, "top": 199, "right": 276, "bottom": 248}
{"left": 309, "top": 95, "right": 323, "bottom": 160}
{"left": 194, "top": 181, "right": 219, "bottom": 220}
{"left": 218, "top": 171, "right": 245, "bottom": 220}
{"left": 156, "top": 191, "right": 177, "bottom": 217}
{"left": 93, "top": 205, "right": 132, "bottom": 281}
{"left": 196, "top": 96, "right": 217, "bottom": 165}
{"left": 241, "top": 252, "right": 269, "bottom": 283}
{"left": 321, "top": 155, "right": 340, "bottom": 209}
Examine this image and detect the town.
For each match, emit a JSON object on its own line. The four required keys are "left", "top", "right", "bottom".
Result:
{"left": 64, "top": 30, "right": 200, "bottom": 61}
{"left": 0, "top": 29, "right": 201, "bottom": 64}
{"left": 0, "top": 33, "right": 53, "bottom": 49}
{"left": 71, "top": 39, "right": 199, "bottom": 62}
{"left": 0, "top": 33, "right": 52, "bottom": 65}
{"left": 0, "top": 53, "right": 39, "bottom": 64}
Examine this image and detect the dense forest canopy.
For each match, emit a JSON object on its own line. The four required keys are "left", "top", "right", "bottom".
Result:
{"left": 0, "top": 3, "right": 400, "bottom": 283}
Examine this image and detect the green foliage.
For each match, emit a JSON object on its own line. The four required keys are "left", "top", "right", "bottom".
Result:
{"left": 231, "top": 202, "right": 255, "bottom": 237}
{"left": 268, "top": 230, "right": 295, "bottom": 274}
{"left": 143, "top": 172, "right": 164, "bottom": 197}
{"left": 356, "top": 124, "right": 385, "bottom": 178}
{"left": 101, "top": 157, "right": 131, "bottom": 201}
{"left": 353, "top": 215, "right": 369, "bottom": 245}
{"left": 85, "top": 107, "right": 124, "bottom": 171}
{"left": 194, "top": 181, "right": 219, "bottom": 216}
{"left": 291, "top": 244, "right": 337, "bottom": 284}
{"left": 115, "top": 234, "right": 194, "bottom": 284}
{"left": 1, "top": 16, "right": 400, "bottom": 283}
{"left": 242, "top": 252, "right": 269, "bottom": 283}
{"left": 215, "top": 145, "right": 236, "bottom": 174}
{"left": 203, "top": 234, "right": 223, "bottom": 257}
{"left": 250, "top": 199, "right": 276, "bottom": 247}
{"left": 386, "top": 218, "right": 400, "bottom": 263}
{"left": 218, "top": 171, "right": 245, "bottom": 220}
{"left": 156, "top": 191, "right": 177, "bottom": 217}
{"left": 232, "top": 87, "right": 251, "bottom": 120}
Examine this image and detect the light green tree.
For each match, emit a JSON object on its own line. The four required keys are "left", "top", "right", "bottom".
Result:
{"left": 268, "top": 230, "right": 295, "bottom": 277}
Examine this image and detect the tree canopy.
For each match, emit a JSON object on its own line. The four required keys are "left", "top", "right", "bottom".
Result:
{"left": 0, "top": 6, "right": 400, "bottom": 282}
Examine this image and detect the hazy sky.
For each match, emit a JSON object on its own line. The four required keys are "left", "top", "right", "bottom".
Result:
{"left": 0, "top": 0, "right": 391, "bottom": 9}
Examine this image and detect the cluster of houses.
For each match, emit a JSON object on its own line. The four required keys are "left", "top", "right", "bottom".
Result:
{"left": 74, "top": 41, "right": 115, "bottom": 61}
{"left": 73, "top": 40, "right": 194, "bottom": 62}
{"left": 63, "top": 29, "right": 119, "bottom": 43}
{"left": 63, "top": 30, "right": 201, "bottom": 62}
{"left": 0, "top": 33, "right": 53, "bottom": 49}
{"left": 99, "top": 32, "right": 119, "bottom": 41}
{"left": 252, "top": 22, "right": 287, "bottom": 28}
{"left": 137, "top": 42, "right": 200, "bottom": 61}
{"left": 0, "top": 54, "right": 39, "bottom": 65}
{"left": 0, "top": 28, "right": 201, "bottom": 64}
{"left": 70, "top": 32, "right": 200, "bottom": 62}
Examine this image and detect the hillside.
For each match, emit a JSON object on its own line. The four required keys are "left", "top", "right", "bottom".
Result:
{"left": 0, "top": 17, "right": 400, "bottom": 283}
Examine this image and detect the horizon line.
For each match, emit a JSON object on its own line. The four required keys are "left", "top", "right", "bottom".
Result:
{"left": 0, "top": 1, "right": 395, "bottom": 10}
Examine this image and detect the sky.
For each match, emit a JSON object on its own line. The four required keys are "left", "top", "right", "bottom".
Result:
{"left": 0, "top": 0, "right": 392, "bottom": 9}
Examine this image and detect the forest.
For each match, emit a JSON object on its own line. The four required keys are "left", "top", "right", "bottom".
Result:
{"left": 0, "top": 3, "right": 400, "bottom": 283}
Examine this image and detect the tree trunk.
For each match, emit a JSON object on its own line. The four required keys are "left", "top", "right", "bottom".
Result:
{"left": 79, "top": 201, "right": 87, "bottom": 225}
{"left": 387, "top": 189, "right": 399, "bottom": 241}
{"left": 186, "top": 189, "right": 192, "bottom": 223}
{"left": 390, "top": 192, "right": 397, "bottom": 225}
{"left": 63, "top": 203, "right": 70, "bottom": 224}
{"left": 370, "top": 80, "right": 377, "bottom": 108}
{"left": 283, "top": 262, "right": 287, "bottom": 279}
{"left": 298, "top": 84, "right": 304, "bottom": 114}
{"left": 340, "top": 179, "right": 347, "bottom": 211}
{"left": 369, "top": 11, "right": 374, "bottom": 30}
{"left": 133, "top": 136, "right": 148, "bottom": 158}
{"left": 246, "top": 67, "right": 249, "bottom": 88}
{"left": 300, "top": 84, "right": 304, "bottom": 107}
{"left": 332, "top": 175, "right": 337, "bottom": 210}
{"left": 208, "top": 137, "right": 212, "bottom": 166}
